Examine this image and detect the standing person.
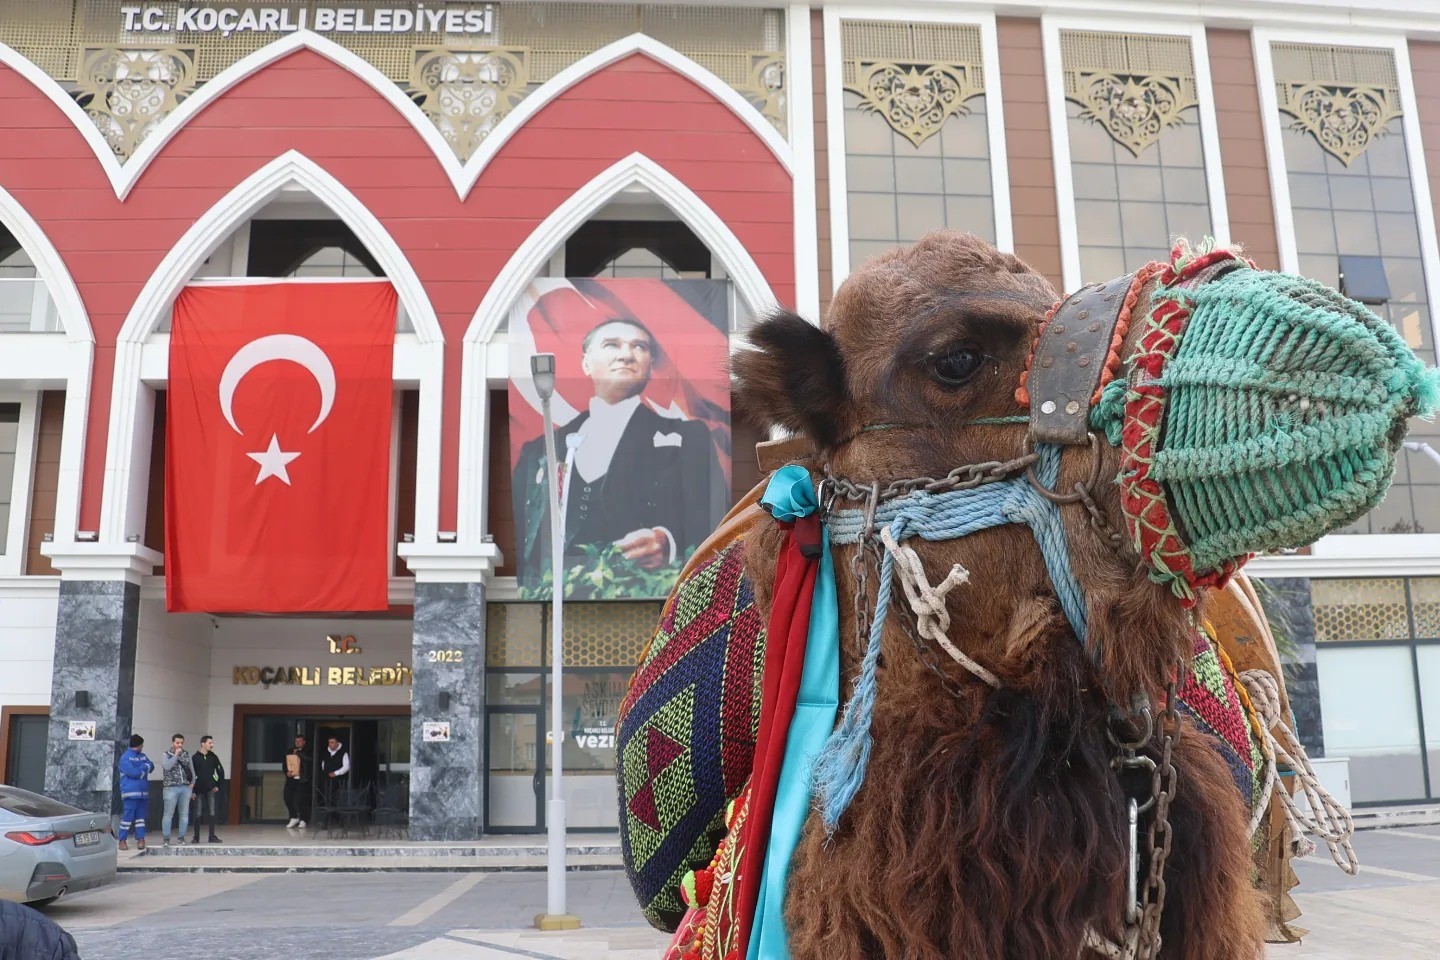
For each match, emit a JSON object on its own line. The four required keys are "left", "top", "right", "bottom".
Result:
{"left": 160, "top": 734, "right": 195, "bottom": 846}
{"left": 190, "top": 735, "right": 225, "bottom": 844}
{"left": 116, "top": 735, "right": 153, "bottom": 851}
{"left": 282, "top": 734, "right": 312, "bottom": 829}
{"left": 319, "top": 736, "right": 350, "bottom": 817}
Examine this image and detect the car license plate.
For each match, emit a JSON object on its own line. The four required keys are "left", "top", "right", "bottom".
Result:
{"left": 73, "top": 831, "right": 101, "bottom": 847}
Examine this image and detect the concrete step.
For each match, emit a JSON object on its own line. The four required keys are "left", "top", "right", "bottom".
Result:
{"left": 142, "top": 840, "right": 621, "bottom": 858}
{"left": 1351, "top": 804, "right": 1440, "bottom": 831}
{"left": 119, "top": 853, "right": 624, "bottom": 874}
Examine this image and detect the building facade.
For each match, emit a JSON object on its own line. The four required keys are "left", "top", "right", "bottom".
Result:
{"left": 0, "top": 0, "right": 1438, "bottom": 838}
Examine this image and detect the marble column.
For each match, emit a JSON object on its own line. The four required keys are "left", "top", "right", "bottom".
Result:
{"left": 44, "top": 580, "right": 142, "bottom": 815}
{"left": 1254, "top": 577, "right": 1324, "bottom": 756}
{"left": 409, "top": 581, "right": 487, "bottom": 840}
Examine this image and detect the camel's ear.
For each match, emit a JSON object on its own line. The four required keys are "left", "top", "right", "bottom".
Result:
{"left": 732, "top": 310, "right": 849, "bottom": 449}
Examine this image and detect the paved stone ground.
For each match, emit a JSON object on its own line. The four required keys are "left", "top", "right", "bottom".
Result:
{"left": 34, "top": 824, "right": 1440, "bottom": 959}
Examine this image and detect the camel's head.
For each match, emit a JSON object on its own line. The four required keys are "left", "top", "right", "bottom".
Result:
{"left": 734, "top": 230, "right": 1439, "bottom": 698}
{"left": 735, "top": 231, "right": 1052, "bottom": 473}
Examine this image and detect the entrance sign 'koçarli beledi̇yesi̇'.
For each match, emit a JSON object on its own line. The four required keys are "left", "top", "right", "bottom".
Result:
{"left": 120, "top": 4, "right": 496, "bottom": 37}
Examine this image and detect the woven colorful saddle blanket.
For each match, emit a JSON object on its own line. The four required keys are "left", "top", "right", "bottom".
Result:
{"left": 617, "top": 538, "right": 765, "bottom": 931}
{"left": 618, "top": 528, "right": 1270, "bottom": 937}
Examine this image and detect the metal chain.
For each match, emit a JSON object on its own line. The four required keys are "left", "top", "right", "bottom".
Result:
{"left": 1135, "top": 680, "right": 1180, "bottom": 960}
{"left": 825, "top": 453, "right": 1039, "bottom": 504}
{"left": 849, "top": 529, "right": 876, "bottom": 657}
{"left": 1075, "top": 479, "right": 1127, "bottom": 554}
{"left": 894, "top": 592, "right": 971, "bottom": 700}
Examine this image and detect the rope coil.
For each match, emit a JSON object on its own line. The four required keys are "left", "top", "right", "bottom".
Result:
{"left": 1238, "top": 668, "right": 1358, "bottom": 875}
{"left": 879, "top": 526, "right": 999, "bottom": 689}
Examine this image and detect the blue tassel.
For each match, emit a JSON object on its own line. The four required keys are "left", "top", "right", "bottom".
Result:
{"left": 812, "top": 534, "right": 896, "bottom": 832}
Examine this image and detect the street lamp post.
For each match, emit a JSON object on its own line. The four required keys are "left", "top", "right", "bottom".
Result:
{"left": 530, "top": 353, "right": 580, "bottom": 931}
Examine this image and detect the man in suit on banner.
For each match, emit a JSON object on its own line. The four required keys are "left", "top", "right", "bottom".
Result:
{"left": 513, "top": 317, "right": 725, "bottom": 597}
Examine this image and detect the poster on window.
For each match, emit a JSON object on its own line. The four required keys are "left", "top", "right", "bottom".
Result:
{"left": 508, "top": 278, "right": 731, "bottom": 601}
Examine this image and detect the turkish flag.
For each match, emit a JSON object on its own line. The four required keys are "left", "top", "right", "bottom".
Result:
{"left": 165, "top": 281, "right": 397, "bottom": 613}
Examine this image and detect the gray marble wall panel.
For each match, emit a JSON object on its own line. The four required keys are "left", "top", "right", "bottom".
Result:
{"left": 44, "top": 580, "right": 141, "bottom": 815}
{"left": 409, "top": 581, "right": 486, "bottom": 840}
{"left": 1255, "top": 577, "right": 1324, "bottom": 757}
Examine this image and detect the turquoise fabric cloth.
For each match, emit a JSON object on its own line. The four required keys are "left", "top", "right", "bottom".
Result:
{"left": 748, "top": 466, "right": 841, "bottom": 960}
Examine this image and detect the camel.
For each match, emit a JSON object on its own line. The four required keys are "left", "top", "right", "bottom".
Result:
{"left": 619, "top": 231, "right": 1432, "bottom": 960}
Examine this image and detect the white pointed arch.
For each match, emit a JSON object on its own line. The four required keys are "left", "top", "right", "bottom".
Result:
{"left": 0, "top": 183, "right": 94, "bottom": 554}
{"left": 0, "top": 184, "right": 91, "bottom": 344}
{"left": 455, "top": 151, "right": 781, "bottom": 545}
{"left": 116, "top": 150, "right": 440, "bottom": 344}
{"left": 0, "top": 41, "right": 125, "bottom": 194}
{"left": 456, "top": 34, "right": 793, "bottom": 192}
{"left": 101, "top": 150, "right": 444, "bottom": 546}
{"left": 0, "top": 32, "right": 790, "bottom": 203}
{"left": 465, "top": 152, "right": 777, "bottom": 344}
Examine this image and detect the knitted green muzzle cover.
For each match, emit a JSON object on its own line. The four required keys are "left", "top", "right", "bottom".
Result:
{"left": 1090, "top": 245, "right": 1440, "bottom": 603}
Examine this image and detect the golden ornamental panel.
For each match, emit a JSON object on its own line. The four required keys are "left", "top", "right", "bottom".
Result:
{"left": 1276, "top": 82, "right": 1401, "bottom": 167}
{"left": 737, "top": 52, "right": 786, "bottom": 137}
{"left": 1271, "top": 41, "right": 1403, "bottom": 166}
{"left": 486, "top": 601, "right": 663, "bottom": 668}
{"left": 75, "top": 46, "right": 197, "bottom": 160}
{"left": 846, "top": 60, "right": 980, "bottom": 148}
{"left": 840, "top": 20, "right": 985, "bottom": 148}
{"left": 1068, "top": 71, "right": 1197, "bottom": 157}
{"left": 1408, "top": 578, "right": 1440, "bottom": 638}
{"left": 1311, "top": 577, "right": 1411, "bottom": 643}
{"left": 840, "top": 20, "right": 985, "bottom": 89}
{"left": 559, "top": 602, "right": 663, "bottom": 669}
{"left": 408, "top": 47, "right": 528, "bottom": 161}
{"left": 487, "top": 602, "right": 544, "bottom": 668}
{"left": 1060, "top": 30, "right": 1198, "bottom": 156}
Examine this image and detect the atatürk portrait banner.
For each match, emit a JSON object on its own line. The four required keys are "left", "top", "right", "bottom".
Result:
{"left": 508, "top": 278, "right": 731, "bottom": 601}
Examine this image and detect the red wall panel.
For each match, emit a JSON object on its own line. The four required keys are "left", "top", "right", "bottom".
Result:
{"left": 0, "top": 47, "right": 794, "bottom": 540}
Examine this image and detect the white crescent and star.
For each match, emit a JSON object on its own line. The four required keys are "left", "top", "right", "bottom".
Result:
{"left": 218, "top": 334, "right": 337, "bottom": 485}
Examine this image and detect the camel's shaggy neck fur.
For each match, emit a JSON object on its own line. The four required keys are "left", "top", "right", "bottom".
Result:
{"left": 733, "top": 232, "right": 1268, "bottom": 959}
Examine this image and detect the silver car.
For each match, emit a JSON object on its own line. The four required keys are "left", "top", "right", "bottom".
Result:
{"left": 0, "top": 785, "right": 117, "bottom": 906}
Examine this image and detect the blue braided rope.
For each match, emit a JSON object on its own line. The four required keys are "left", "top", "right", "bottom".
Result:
{"left": 815, "top": 444, "right": 1087, "bottom": 830}
{"left": 810, "top": 525, "right": 895, "bottom": 831}
{"left": 826, "top": 446, "right": 1087, "bottom": 639}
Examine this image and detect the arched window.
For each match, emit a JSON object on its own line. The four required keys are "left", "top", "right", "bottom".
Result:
{"left": 565, "top": 220, "right": 710, "bottom": 279}
{"left": 0, "top": 226, "right": 58, "bottom": 333}
{"left": 245, "top": 219, "right": 408, "bottom": 330}
{"left": 247, "top": 220, "right": 382, "bottom": 278}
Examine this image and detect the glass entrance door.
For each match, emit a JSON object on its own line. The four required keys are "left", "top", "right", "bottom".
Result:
{"left": 486, "top": 707, "right": 543, "bottom": 831}
{"left": 3, "top": 714, "right": 47, "bottom": 794}
{"left": 239, "top": 714, "right": 409, "bottom": 823}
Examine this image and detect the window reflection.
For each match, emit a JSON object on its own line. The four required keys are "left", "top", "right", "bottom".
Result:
{"left": 1067, "top": 99, "right": 1211, "bottom": 280}
{"left": 845, "top": 94, "right": 997, "bottom": 269}
{"left": 1280, "top": 112, "right": 1438, "bottom": 534}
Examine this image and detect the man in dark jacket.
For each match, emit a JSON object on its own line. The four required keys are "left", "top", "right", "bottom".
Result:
{"left": 283, "top": 734, "right": 312, "bottom": 829}
{"left": 190, "top": 735, "right": 224, "bottom": 844}
{"left": 0, "top": 899, "right": 81, "bottom": 960}
{"left": 318, "top": 736, "right": 351, "bottom": 825}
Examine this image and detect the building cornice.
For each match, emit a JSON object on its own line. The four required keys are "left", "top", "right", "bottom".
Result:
{"left": 39, "top": 543, "right": 162, "bottom": 584}
{"left": 396, "top": 542, "right": 504, "bottom": 584}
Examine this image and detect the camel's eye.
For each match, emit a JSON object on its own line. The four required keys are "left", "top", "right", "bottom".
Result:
{"left": 932, "top": 346, "right": 984, "bottom": 386}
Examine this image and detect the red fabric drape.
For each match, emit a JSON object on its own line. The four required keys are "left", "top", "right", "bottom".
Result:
{"left": 733, "top": 516, "right": 819, "bottom": 951}
{"left": 165, "top": 281, "right": 396, "bottom": 612}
